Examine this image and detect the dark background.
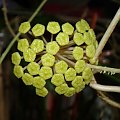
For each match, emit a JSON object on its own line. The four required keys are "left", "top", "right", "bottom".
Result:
{"left": 0, "top": 0, "right": 120, "bottom": 120}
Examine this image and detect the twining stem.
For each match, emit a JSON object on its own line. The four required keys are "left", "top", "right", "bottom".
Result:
{"left": 90, "top": 81, "right": 120, "bottom": 93}
{"left": 98, "top": 91, "right": 120, "bottom": 109}
{"left": 87, "top": 63, "right": 120, "bottom": 73}
{"left": 90, "top": 77, "right": 120, "bottom": 108}
{"left": 0, "top": 32, "right": 21, "bottom": 64}
{"left": 28, "top": 0, "right": 47, "bottom": 22}
{"left": 94, "top": 7, "right": 120, "bottom": 60}
{"left": 2, "top": 0, "right": 16, "bottom": 37}
{"left": 0, "top": 0, "right": 47, "bottom": 64}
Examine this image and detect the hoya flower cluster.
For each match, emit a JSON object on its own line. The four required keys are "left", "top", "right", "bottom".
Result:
{"left": 12, "top": 19, "right": 98, "bottom": 97}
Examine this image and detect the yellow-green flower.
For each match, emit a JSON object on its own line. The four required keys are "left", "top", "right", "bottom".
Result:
{"left": 17, "top": 39, "right": 29, "bottom": 52}
{"left": 89, "top": 58, "right": 98, "bottom": 65}
{"left": 36, "top": 87, "right": 48, "bottom": 97}
{"left": 47, "top": 21, "right": 60, "bottom": 34}
{"left": 65, "top": 68, "right": 76, "bottom": 81}
{"left": 12, "top": 19, "right": 98, "bottom": 97}
{"left": 55, "top": 60, "right": 68, "bottom": 74}
{"left": 33, "top": 76, "right": 46, "bottom": 89}
{"left": 23, "top": 48, "right": 36, "bottom": 62}
{"left": 94, "top": 40, "right": 98, "bottom": 49}
{"left": 89, "top": 29, "right": 96, "bottom": 42}
{"left": 46, "top": 41, "right": 60, "bottom": 55}
{"left": 86, "top": 44, "right": 96, "bottom": 58}
{"left": 12, "top": 52, "right": 21, "bottom": 65}
{"left": 30, "top": 39, "right": 44, "bottom": 53}
{"left": 27, "top": 62, "right": 40, "bottom": 75}
{"left": 75, "top": 60, "right": 86, "bottom": 73}
{"left": 62, "top": 22, "right": 74, "bottom": 35}
{"left": 73, "top": 32, "right": 84, "bottom": 45}
{"left": 55, "top": 83, "right": 68, "bottom": 95}
{"left": 84, "top": 32, "right": 92, "bottom": 45}
{"left": 76, "top": 19, "right": 90, "bottom": 33}
{"left": 56, "top": 32, "right": 69, "bottom": 46}
{"left": 22, "top": 73, "right": 33, "bottom": 85}
{"left": 82, "top": 67, "right": 93, "bottom": 84}
{"left": 39, "top": 66, "right": 53, "bottom": 80}
{"left": 73, "top": 46, "right": 83, "bottom": 60}
{"left": 72, "top": 76, "right": 85, "bottom": 93}
{"left": 64, "top": 87, "right": 75, "bottom": 97}
{"left": 74, "top": 82, "right": 85, "bottom": 93}
{"left": 19, "top": 22, "right": 31, "bottom": 34}
{"left": 13, "top": 65, "right": 23, "bottom": 78}
{"left": 32, "top": 24, "right": 45, "bottom": 36}
{"left": 41, "top": 53, "right": 55, "bottom": 67}
{"left": 51, "top": 74, "right": 65, "bottom": 86}
{"left": 72, "top": 76, "right": 83, "bottom": 88}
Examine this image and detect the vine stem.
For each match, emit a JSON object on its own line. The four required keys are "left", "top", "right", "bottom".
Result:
{"left": 90, "top": 77, "right": 120, "bottom": 108}
{"left": 87, "top": 64, "right": 120, "bottom": 73}
{"left": 90, "top": 81, "right": 120, "bottom": 93}
{"left": 94, "top": 7, "right": 120, "bottom": 60}
{"left": 28, "top": 0, "right": 47, "bottom": 22}
{"left": 98, "top": 91, "right": 120, "bottom": 109}
{"left": 0, "top": 0, "right": 47, "bottom": 64}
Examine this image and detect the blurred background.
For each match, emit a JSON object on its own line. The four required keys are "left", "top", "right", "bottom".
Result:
{"left": 0, "top": 0, "right": 120, "bottom": 120}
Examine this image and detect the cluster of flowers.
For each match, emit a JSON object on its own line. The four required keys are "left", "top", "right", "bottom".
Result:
{"left": 11, "top": 19, "right": 98, "bottom": 97}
